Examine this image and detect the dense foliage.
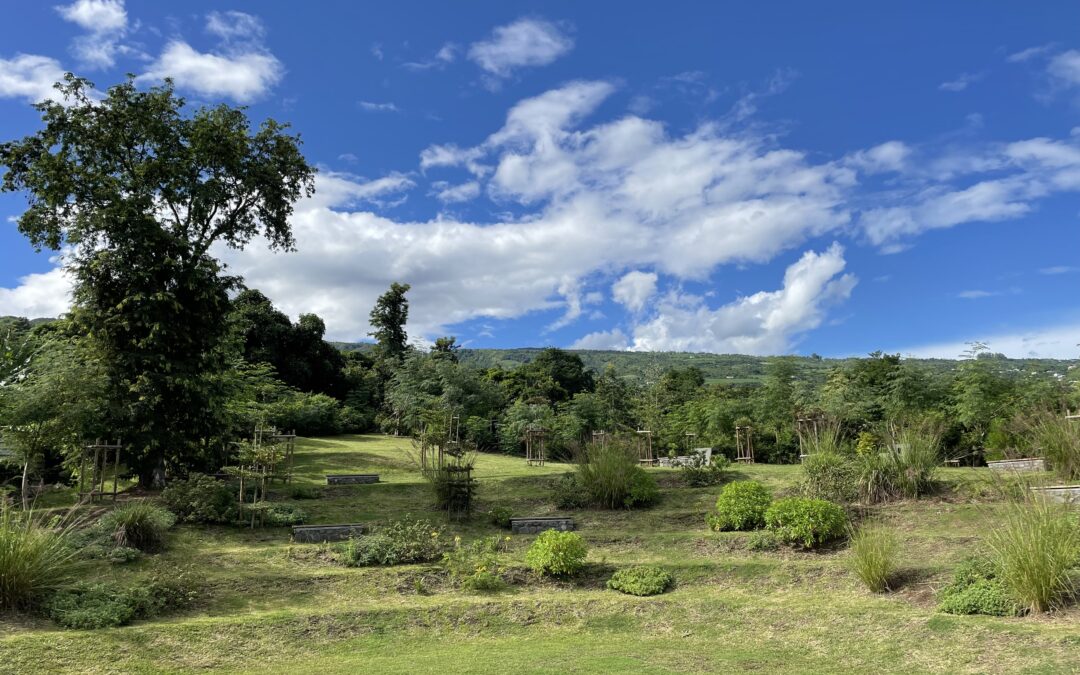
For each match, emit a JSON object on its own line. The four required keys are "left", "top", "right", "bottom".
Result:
{"left": 764, "top": 498, "right": 848, "bottom": 548}
{"left": 96, "top": 502, "right": 176, "bottom": 553}
{"left": 338, "top": 517, "right": 442, "bottom": 567}
{"left": 525, "top": 530, "right": 588, "bottom": 576}
{"left": 606, "top": 566, "right": 674, "bottom": 596}
{"left": 576, "top": 439, "right": 659, "bottom": 509}
{"left": 707, "top": 481, "right": 772, "bottom": 531}
{"left": 938, "top": 557, "right": 1019, "bottom": 617}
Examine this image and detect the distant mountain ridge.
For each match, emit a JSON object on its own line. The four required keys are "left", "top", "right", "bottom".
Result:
{"left": 333, "top": 342, "right": 1077, "bottom": 385}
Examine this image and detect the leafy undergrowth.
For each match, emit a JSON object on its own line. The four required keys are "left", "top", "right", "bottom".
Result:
{"left": 0, "top": 434, "right": 1077, "bottom": 674}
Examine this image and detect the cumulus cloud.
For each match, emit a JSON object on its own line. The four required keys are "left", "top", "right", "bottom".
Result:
{"left": 468, "top": 18, "right": 573, "bottom": 78}
{"left": 623, "top": 244, "right": 856, "bottom": 354}
{"left": 431, "top": 181, "right": 481, "bottom": 203}
{"left": 897, "top": 322, "right": 1080, "bottom": 359}
{"left": 611, "top": 271, "right": 658, "bottom": 313}
{"left": 570, "top": 328, "right": 629, "bottom": 350}
{"left": 56, "top": 0, "right": 129, "bottom": 69}
{"left": 0, "top": 54, "right": 68, "bottom": 102}
{"left": 0, "top": 267, "right": 74, "bottom": 319}
{"left": 140, "top": 40, "right": 282, "bottom": 102}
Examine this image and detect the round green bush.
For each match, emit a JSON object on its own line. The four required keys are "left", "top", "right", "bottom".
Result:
{"left": 707, "top": 481, "right": 772, "bottom": 531}
{"left": 764, "top": 497, "right": 847, "bottom": 548}
{"left": 488, "top": 506, "right": 514, "bottom": 529}
{"left": 160, "top": 474, "right": 236, "bottom": 524}
{"left": 606, "top": 566, "right": 674, "bottom": 596}
{"left": 524, "top": 530, "right": 588, "bottom": 576}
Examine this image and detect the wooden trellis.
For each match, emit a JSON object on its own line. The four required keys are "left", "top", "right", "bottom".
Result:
{"left": 684, "top": 432, "right": 698, "bottom": 455}
{"left": 592, "top": 430, "right": 608, "bottom": 448}
{"left": 525, "top": 426, "right": 547, "bottom": 466}
{"left": 735, "top": 426, "right": 755, "bottom": 464}
{"left": 636, "top": 429, "right": 654, "bottom": 465}
{"left": 78, "top": 439, "right": 122, "bottom": 503}
{"left": 796, "top": 416, "right": 822, "bottom": 459}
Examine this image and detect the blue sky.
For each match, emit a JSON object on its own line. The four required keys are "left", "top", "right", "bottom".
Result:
{"left": 1, "top": 1, "right": 1079, "bottom": 358}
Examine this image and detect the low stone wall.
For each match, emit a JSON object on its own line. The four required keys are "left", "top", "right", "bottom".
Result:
{"left": 1030, "top": 485, "right": 1080, "bottom": 504}
{"left": 325, "top": 474, "right": 380, "bottom": 485}
{"left": 292, "top": 523, "right": 366, "bottom": 543}
{"left": 987, "top": 458, "right": 1046, "bottom": 473}
{"left": 510, "top": 517, "right": 575, "bottom": 535}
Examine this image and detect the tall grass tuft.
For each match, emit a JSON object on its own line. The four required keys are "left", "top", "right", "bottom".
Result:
{"left": 577, "top": 438, "right": 658, "bottom": 509}
{"left": 1028, "top": 412, "right": 1080, "bottom": 481}
{"left": 97, "top": 501, "right": 176, "bottom": 552}
{"left": 883, "top": 424, "right": 940, "bottom": 499}
{"left": 848, "top": 524, "right": 899, "bottom": 592}
{"left": 0, "top": 503, "right": 79, "bottom": 610}
{"left": 985, "top": 496, "right": 1080, "bottom": 613}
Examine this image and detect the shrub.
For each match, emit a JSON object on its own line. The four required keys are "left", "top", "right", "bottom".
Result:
{"left": 746, "top": 530, "right": 780, "bottom": 552}
{"left": 287, "top": 485, "right": 322, "bottom": 500}
{"left": 765, "top": 498, "right": 847, "bottom": 548}
{"left": 46, "top": 574, "right": 198, "bottom": 629}
{"left": 938, "top": 557, "right": 1019, "bottom": 616}
{"left": 96, "top": 502, "right": 175, "bottom": 552}
{"left": 487, "top": 506, "right": 514, "bottom": 529}
{"left": 577, "top": 440, "right": 658, "bottom": 509}
{"left": 261, "top": 503, "right": 308, "bottom": 527}
{"left": 442, "top": 535, "right": 507, "bottom": 591}
{"left": 607, "top": 566, "right": 674, "bottom": 596}
{"left": 848, "top": 524, "right": 899, "bottom": 592}
{"left": 160, "top": 474, "right": 237, "bottom": 524}
{"left": 525, "top": 530, "right": 587, "bottom": 576}
{"left": 105, "top": 546, "right": 141, "bottom": 564}
{"left": 0, "top": 505, "right": 79, "bottom": 610}
{"left": 551, "top": 473, "right": 589, "bottom": 509}
{"left": 681, "top": 454, "right": 731, "bottom": 487}
{"left": 707, "top": 481, "right": 772, "bottom": 531}
{"left": 338, "top": 517, "right": 442, "bottom": 567}
{"left": 986, "top": 497, "right": 1080, "bottom": 613}
{"left": 801, "top": 452, "right": 860, "bottom": 503}
{"left": 428, "top": 463, "right": 477, "bottom": 517}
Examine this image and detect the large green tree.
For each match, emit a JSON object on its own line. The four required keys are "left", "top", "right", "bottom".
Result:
{"left": 0, "top": 76, "right": 314, "bottom": 485}
{"left": 369, "top": 282, "right": 411, "bottom": 361}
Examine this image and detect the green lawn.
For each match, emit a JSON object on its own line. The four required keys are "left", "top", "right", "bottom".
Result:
{"left": 1, "top": 434, "right": 1076, "bottom": 674}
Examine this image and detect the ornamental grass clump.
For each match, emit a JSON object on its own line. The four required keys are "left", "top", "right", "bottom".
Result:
{"left": 576, "top": 439, "right": 658, "bottom": 509}
{"left": 707, "top": 480, "right": 772, "bottom": 531}
{"left": 0, "top": 504, "right": 79, "bottom": 610}
{"left": 985, "top": 497, "right": 1080, "bottom": 614}
{"left": 96, "top": 501, "right": 176, "bottom": 552}
{"left": 607, "top": 566, "right": 674, "bottom": 596}
{"left": 1028, "top": 412, "right": 1080, "bottom": 481}
{"left": 848, "top": 524, "right": 899, "bottom": 592}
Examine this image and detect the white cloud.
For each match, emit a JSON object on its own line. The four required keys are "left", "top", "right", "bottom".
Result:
{"left": 571, "top": 328, "right": 629, "bottom": 350}
{"left": 1048, "top": 50, "right": 1080, "bottom": 88}
{"left": 358, "top": 101, "right": 399, "bottom": 112}
{"left": 1040, "top": 265, "right": 1079, "bottom": 275}
{"left": 957, "top": 289, "right": 997, "bottom": 299}
{"left": 939, "top": 72, "right": 983, "bottom": 92}
{"left": 611, "top": 271, "right": 658, "bottom": 312}
{"left": 0, "top": 267, "right": 74, "bottom": 319}
{"left": 845, "top": 141, "right": 910, "bottom": 173}
{"left": 468, "top": 18, "right": 573, "bottom": 78}
{"left": 205, "top": 11, "right": 264, "bottom": 42}
{"left": 431, "top": 181, "right": 480, "bottom": 203}
{"left": 56, "top": 0, "right": 129, "bottom": 69}
{"left": 1007, "top": 43, "right": 1056, "bottom": 63}
{"left": 897, "top": 322, "right": 1080, "bottom": 359}
{"left": 370, "top": 43, "right": 384, "bottom": 61}
{"left": 208, "top": 81, "right": 857, "bottom": 342}
{"left": 626, "top": 244, "right": 857, "bottom": 354}
{"left": 0, "top": 54, "right": 67, "bottom": 102}
{"left": 140, "top": 40, "right": 282, "bottom": 102}
{"left": 306, "top": 171, "right": 414, "bottom": 210}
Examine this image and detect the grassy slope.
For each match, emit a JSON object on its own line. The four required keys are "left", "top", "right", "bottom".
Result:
{"left": 1, "top": 435, "right": 1077, "bottom": 674}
